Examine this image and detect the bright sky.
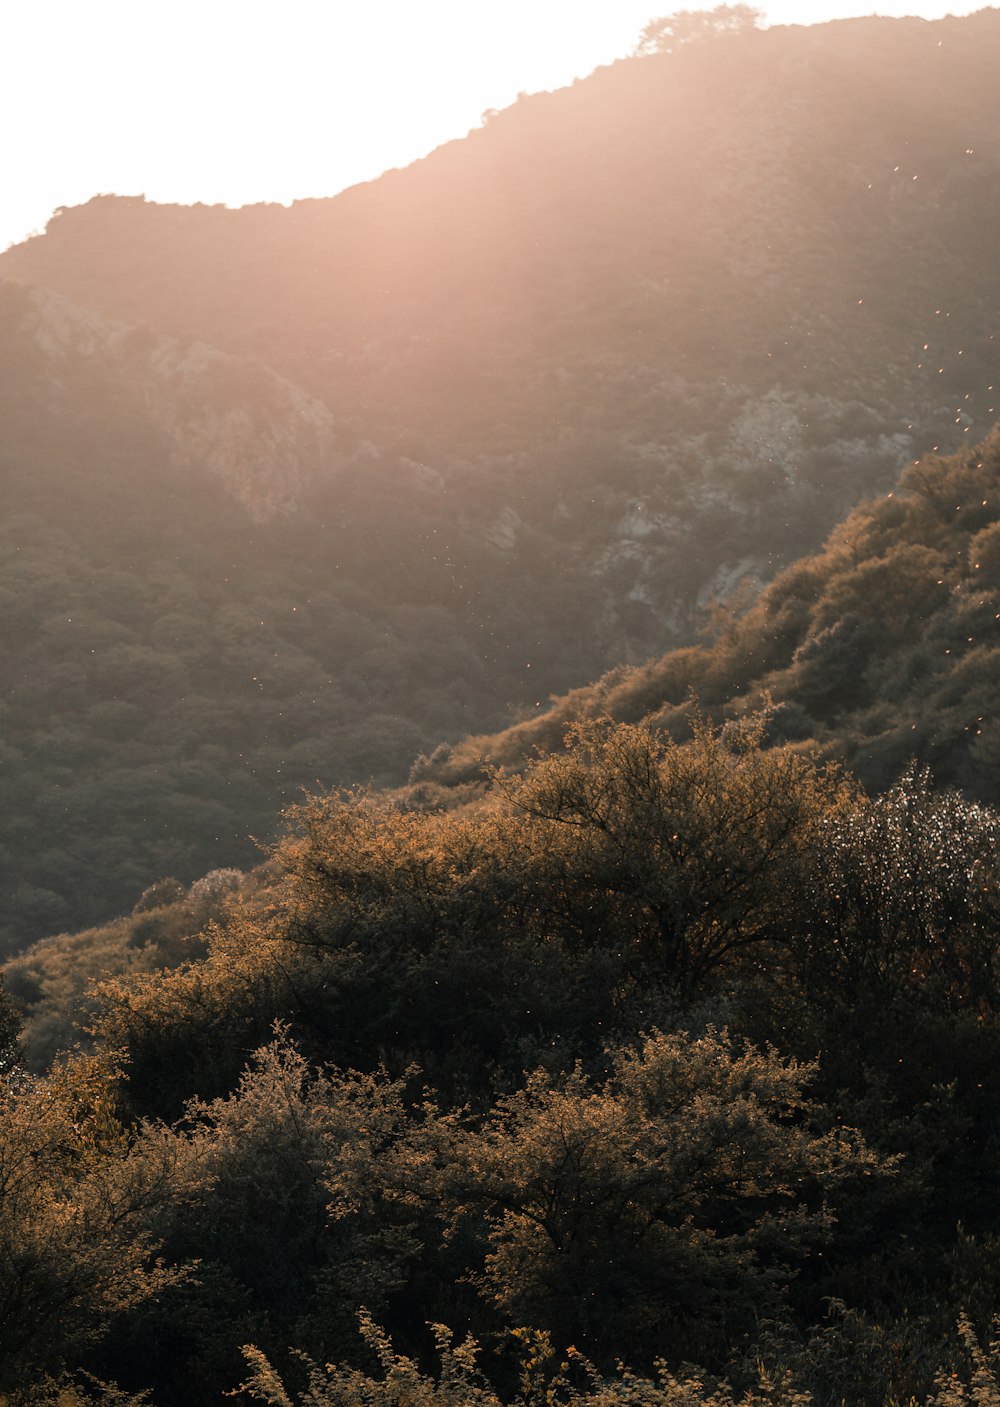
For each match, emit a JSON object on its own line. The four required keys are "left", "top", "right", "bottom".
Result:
{"left": 2, "top": 0, "right": 985, "bottom": 253}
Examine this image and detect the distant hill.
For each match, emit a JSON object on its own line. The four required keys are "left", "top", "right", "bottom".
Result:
{"left": 411, "top": 426, "right": 1000, "bottom": 808}
{"left": 8, "top": 11, "right": 1000, "bottom": 633}
{"left": 5, "top": 9, "right": 1000, "bottom": 946}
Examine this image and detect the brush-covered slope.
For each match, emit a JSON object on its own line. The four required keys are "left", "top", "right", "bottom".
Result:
{"left": 7, "top": 688, "right": 1000, "bottom": 1406}
{"left": 413, "top": 426, "right": 1000, "bottom": 804}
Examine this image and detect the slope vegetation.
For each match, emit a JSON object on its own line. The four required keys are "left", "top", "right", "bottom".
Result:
{"left": 4, "top": 713, "right": 1000, "bottom": 1406}
{"left": 415, "top": 426, "right": 1000, "bottom": 805}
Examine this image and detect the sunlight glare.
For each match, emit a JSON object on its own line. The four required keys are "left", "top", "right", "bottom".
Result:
{"left": 0, "top": 0, "right": 988, "bottom": 251}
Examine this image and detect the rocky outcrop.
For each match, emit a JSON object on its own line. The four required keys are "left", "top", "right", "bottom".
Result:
{"left": 17, "top": 283, "right": 337, "bottom": 521}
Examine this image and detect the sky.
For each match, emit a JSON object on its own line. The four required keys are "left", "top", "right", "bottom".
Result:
{"left": 2, "top": 0, "right": 987, "bottom": 253}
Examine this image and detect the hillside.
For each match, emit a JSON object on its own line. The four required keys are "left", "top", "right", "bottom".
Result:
{"left": 14, "top": 11, "right": 1000, "bottom": 1405}
{"left": 6, "top": 702, "right": 1000, "bottom": 1405}
{"left": 10, "top": 11, "right": 1000, "bottom": 633}
{"left": 412, "top": 425, "right": 1000, "bottom": 807}
{"left": 0, "top": 283, "right": 538, "bottom": 950}
{"left": 6, "top": 9, "right": 1000, "bottom": 946}
{"left": 6, "top": 13, "right": 1000, "bottom": 461}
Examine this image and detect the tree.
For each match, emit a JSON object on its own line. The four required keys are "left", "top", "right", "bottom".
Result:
{"left": 171, "top": 1031, "right": 454, "bottom": 1366}
{"left": 796, "top": 766, "right": 1000, "bottom": 1010}
{"left": 94, "top": 713, "right": 852, "bottom": 1116}
{"left": 634, "top": 5, "right": 762, "bottom": 56}
{"left": 0, "top": 1049, "right": 191, "bottom": 1389}
{"left": 452, "top": 1028, "right": 882, "bottom": 1365}
{"left": 0, "top": 973, "right": 21, "bottom": 1075}
{"left": 492, "top": 714, "right": 852, "bottom": 999}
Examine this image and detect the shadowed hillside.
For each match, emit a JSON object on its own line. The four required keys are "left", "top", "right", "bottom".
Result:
{"left": 0, "top": 284, "right": 516, "bottom": 949}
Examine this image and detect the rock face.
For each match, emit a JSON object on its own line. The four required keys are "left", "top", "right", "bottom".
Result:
{"left": 143, "top": 339, "right": 337, "bottom": 523}
{"left": 18, "top": 283, "right": 337, "bottom": 521}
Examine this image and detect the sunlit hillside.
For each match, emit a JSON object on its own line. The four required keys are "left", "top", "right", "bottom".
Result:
{"left": 5, "top": 663, "right": 1000, "bottom": 1406}
{"left": 409, "top": 425, "right": 1000, "bottom": 806}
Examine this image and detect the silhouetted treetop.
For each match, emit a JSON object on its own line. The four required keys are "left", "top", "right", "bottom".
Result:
{"left": 634, "top": 3, "right": 762, "bottom": 55}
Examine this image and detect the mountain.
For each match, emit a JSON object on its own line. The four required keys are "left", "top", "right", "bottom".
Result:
{"left": 5, "top": 8, "right": 1000, "bottom": 946}
{"left": 9, "top": 12, "right": 1000, "bottom": 628}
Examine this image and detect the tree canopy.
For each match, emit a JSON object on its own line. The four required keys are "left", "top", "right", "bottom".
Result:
{"left": 3, "top": 716, "right": 1000, "bottom": 1402}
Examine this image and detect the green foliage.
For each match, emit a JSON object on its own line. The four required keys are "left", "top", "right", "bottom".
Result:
{"left": 4, "top": 713, "right": 1000, "bottom": 1402}
{"left": 928, "top": 1318, "right": 1000, "bottom": 1407}
{"left": 0, "top": 456, "right": 514, "bottom": 954}
{"left": 1, "top": 864, "right": 261, "bottom": 1070}
{"left": 7, "top": 8, "right": 1000, "bottom": 948}
{"left": 797, "top": 767, "right": 1000, "bottom": 1010}
{"left": 240, "top": 1314, "right": 503, "bottom": 1407}
{"left": 6, "top": 9, "right": 1000, "bottom": 1398}
{"left": 0, "top": 974, "right": 21, "bottom": 1074}
{"left": 238, "top": 1315, "right": 816, "bottom": 1406}
{"left": 0, "top": 1375, "right": 153, "bottom": 1407}
{"left": 90, "top": 714, "right": 854, "bottom": 1118}
{"left": 120, "top": 1031, "right": 454, "bottom": 1380}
